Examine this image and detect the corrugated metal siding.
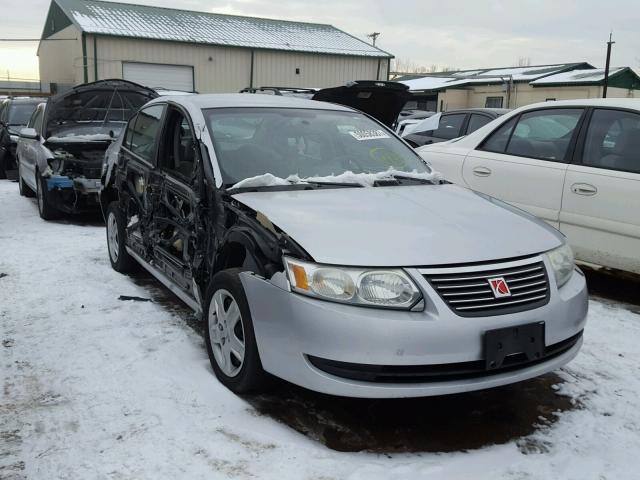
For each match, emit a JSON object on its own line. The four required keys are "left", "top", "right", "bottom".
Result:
{"left": 38, "top": 24, "right": 83, "bottom": 87}
{"left": 94, "top": 36, "right": 251, "bottom": 93}
{"left": 253, "top": 51, "right": 385, "bottom": 89}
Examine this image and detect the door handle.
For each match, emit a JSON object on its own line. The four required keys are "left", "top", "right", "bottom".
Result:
{"left": 472, "top": 166, "right": 492, "bottom": 177}
{"left": 571, "top": 183, "right": 597, "bottom": 196}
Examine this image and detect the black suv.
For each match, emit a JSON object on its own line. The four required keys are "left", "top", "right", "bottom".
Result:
{"left": 0, "top": 97, "right": 42, "bottom": 178}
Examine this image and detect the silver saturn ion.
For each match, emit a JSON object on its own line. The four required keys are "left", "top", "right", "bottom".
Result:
{"left": 101, "top": 94, "right": 588, "bottom": 398}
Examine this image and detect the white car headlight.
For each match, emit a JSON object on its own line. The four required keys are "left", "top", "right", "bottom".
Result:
{"left": 284, "top": 257, "right": 422, "bottom": 309}
{"left": 545, "top": 243, "right": 575, "bottom": 288}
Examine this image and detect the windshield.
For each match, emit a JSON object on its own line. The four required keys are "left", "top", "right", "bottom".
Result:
{"left": 8, "top": 103, "right": 39, "bottom": 126}
{"left": 203, "top": 107, "right": 431, "bottom": 186}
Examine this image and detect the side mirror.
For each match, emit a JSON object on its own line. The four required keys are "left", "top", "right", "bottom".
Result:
{"left": 19, "top": 128, "right": 40, "bottom": 140}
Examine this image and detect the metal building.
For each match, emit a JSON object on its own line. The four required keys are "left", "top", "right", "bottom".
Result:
{"left": 38, "top": 0, "right": 393, "bottom": 94}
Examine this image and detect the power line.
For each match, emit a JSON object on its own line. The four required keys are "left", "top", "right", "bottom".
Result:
{"left": 0, "top": 38, "right": 77, "bottom": 41}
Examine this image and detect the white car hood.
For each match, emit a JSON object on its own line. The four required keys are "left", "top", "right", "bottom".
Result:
{"left": 232, "top": 184, "right": 563, "bottom": 267}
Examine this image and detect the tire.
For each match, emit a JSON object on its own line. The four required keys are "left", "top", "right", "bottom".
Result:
{"left": 36, "top": 173, "right": 60, "bottom": 220}
{"left": 205, "top": 268, "right": 270, "bottom": 394}
{"left": 106, "top": 201, "right": 138, "bottom": 273}
{"left": 18, "top": 162, "right": 35, "bottom": 197}
{"left": 0, "top": 152, "right": 6, "bottom": 180}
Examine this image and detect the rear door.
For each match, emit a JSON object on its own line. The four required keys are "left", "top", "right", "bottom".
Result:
{"left": 410, "top": 112, "right": 467, "bottom": 146}
{"left": 465, "top": 113, "right": 494, "bottom": 135}
{"left": 152, "top": 105, "right": 206, "bottom": 300}
{"left": 560, "top": 107, "right": 640, "bottom": 273}
{"left": 119, "top": 103, "right": 166, "bottom": 256}
{"left": 462, "top": 108, "right": 585, "bottom": 228}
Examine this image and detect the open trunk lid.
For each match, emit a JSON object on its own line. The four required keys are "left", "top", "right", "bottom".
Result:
{"left": 312, "top": 81, "right": 412, "bottom": 128}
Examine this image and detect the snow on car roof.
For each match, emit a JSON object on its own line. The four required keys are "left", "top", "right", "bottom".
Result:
{"left": 149, "top": 93, "right": 356, "bottom": 111}
{"left": 53, "top": 0, "right": 392, "bottom": 58}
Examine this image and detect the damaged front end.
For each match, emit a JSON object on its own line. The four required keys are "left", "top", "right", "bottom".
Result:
{"left": 43, "top": 140, "right": 110, "bottom": 213}
{"left": 43, "top": 79, "right": 158, "bottom": 214}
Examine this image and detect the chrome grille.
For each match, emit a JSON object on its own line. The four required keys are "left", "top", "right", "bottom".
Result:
{"left": 422, "top": 259, "right": 550, "bottom": 317}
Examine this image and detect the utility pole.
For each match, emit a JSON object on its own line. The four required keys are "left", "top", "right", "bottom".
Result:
{"left": 603, "top": 32, "right": 615, "bottom": 98}
{"left": 367, "top": 32, "right": 380, "bottom": 47}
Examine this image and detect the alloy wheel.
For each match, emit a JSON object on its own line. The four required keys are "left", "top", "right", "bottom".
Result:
{"left": 208, "top": 289, "right": 246, "bottom": 377}
{"left": 107, "top": 212, "right": 119, "bottom": 262}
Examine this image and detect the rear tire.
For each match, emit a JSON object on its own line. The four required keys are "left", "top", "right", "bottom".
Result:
{"left": 36, "top": 173, "right": 60, "bottom": 220}
{"left": 106, "top": 201, "right": 138, "bottom": 273}
{"left": 205, "top": 268, "right": 270, "bottom": 394}
{"left": 18, "top": 162, "right": 35, "bottom": 197}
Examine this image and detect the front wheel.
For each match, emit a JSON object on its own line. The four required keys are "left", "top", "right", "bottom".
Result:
{"left": 36, "top": 174, "right": 60, "bottom": 220}
{"left": 106, "top": 201, "right": 138, "bottom": 273}
{"left": 205, "top": 269, "right": 270, "bottom": 394}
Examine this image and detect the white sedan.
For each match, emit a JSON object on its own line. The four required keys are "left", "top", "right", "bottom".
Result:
{"left": 417, "top": 98, "right": 640, "bottom": 276}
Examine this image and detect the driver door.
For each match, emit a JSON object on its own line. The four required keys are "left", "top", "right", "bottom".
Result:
{"left": 153, "top": 105, "right": 206, "bottom": 301}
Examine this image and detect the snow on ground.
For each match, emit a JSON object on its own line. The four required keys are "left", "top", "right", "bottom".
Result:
{"left": 1, "top": 180, "right": 639, "bottom": 479}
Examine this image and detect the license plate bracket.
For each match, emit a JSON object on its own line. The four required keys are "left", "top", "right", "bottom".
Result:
{"left": 484, "top": 322, "right": 545, "bottom": 370}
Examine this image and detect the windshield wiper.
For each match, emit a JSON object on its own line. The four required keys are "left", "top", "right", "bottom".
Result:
{"left": 303, "top": 180, "right": 364, "bottom": 188}
{"left": 384, "top": 174, "right": 436, "bottom": 185}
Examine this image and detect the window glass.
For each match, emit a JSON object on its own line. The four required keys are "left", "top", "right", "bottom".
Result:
{"left": 124, "top": 115, "right": 137, "bottom": 149}
{"left": 29, "top": 107, "right": 43, "bottom": 133}
{"left": 480, "top": 116, "right": 517, "bottom": 153}
{"left": 431, "top": 113, "right": 465, "bottom": 140}
{"left": 8, "top": 103, "right": 40, "bottom": 127}
{"left": 467, "top": 114, "right": 492, "bottom": 134}
{"left": 505, "top": 109, "right": 583, "bottom": 161}
{"left": 203, "top": 107, "right": 431, "bottom": 185}
{"left": 129, "top": 105, "right": 164, "bottom": 163}
{"left": 485, "top": 97, "right": 504, "bottom": 108}
{"left": 160, "top": 108, "right": 198, "bottom": 180}
{"left": 583, "top": 109, "right": 640, "bottom": 174}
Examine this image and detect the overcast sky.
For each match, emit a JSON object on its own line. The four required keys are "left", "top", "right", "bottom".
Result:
{"left": 1, "top": 0, "right": 639, "bottom": 80}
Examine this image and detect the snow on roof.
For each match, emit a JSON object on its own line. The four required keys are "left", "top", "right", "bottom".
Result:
{"left": 53, "top": 0, "right": 392, "bottom": 58}
{"left": 400, "top": 63, "right": 591, "bottom": 91}
{"left": 530, "top": 68, "right": 627, "bottom": 85}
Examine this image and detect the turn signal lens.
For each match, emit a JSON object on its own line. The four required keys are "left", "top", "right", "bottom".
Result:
{"left": 290, "top": 263, "right": 309, "bottom": 290}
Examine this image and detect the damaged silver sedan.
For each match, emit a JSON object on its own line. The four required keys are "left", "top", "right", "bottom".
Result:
{"left": 101, "top": 93, "right": 588, "bottom": 398}
{"left": 16, "top": 79, "right": 157, "bottom": 219}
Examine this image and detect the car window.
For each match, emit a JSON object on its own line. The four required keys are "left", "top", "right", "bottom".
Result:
{"left": 467, "top": 114, "right": 493, "bottom": 134}
{"left": 128, "top": 105, "right": 164, "bottom": 164}
{"left": 431, "top": 113, "right": 466, "bottom": 140}
{"left": 28, "top": 107, "right": 44, "bottom": 133}
{"left": 479, "top": 116, "right": 518, "bottom": 153}
{"left": 505, "top": 109, "right": 583, "bottom": 161}
{"left": 583, "top": 109, "right": 640, "bottom": 174}
{"left": 7, "top": 103, "right": 39, "bottom": 127}
{"left": 159, "top": 108, "right": 199, "bottom": 180}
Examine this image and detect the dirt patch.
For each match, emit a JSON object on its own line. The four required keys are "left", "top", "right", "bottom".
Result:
{"left": 245, "top": 373, "right": 579, "bottom": 453}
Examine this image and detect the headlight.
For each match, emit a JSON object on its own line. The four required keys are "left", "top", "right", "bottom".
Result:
{"left": 545, "top": 243, "right": 575, "bottom": 288}
{"left": 9, "top": 134, "right": 19, "bottom": 143}
{"left": 284, "top": 257, "right": 422, "bottom": 309}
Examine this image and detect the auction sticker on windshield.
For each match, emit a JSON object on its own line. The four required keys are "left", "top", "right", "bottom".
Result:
{"left": 349, "top": 129, "right": 390, "bottom": 141}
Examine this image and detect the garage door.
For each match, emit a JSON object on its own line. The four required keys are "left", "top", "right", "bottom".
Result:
{"left": 122, "top": 62, "right": 194, "bottom": 92}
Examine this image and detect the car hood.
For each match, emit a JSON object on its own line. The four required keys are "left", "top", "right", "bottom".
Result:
{"left": 232, "top": 184, "right": 563, "bottom": 267}
{"left": 45, "top": 79, "right": 158, "bottom": 139}
{"left": 312, "top": 81, "right": 412, "bottom": 128}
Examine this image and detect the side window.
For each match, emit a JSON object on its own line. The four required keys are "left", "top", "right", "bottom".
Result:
{"left": 124, "top": 115, "right": 137, "bottom": 149}
{"left": 467, "top": 114, "right": 493, "bottom": 134}
{"left": 431, "top": 113, "right": 466, "bottom": 140}
{"left": 159, "top": 108, "right": 199, "bottom": 180}
{"left": 29, "top": 107, "right": 43, "bottom": 133}
{"left": 129, "top": 105, "right": 164, "bottom": 164}
{"left": 583, "top": 109, "right": 640, "bottom": 174}
{"left": 505, "top": 109, "right": 583, "bottom": 161}
{"left": 479, "top": 116, "right": 517, "bottom": 153}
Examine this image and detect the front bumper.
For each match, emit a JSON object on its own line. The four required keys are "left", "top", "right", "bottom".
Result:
{"left": 46, "top": 175, "right": 102, "bottom": 213}
{"left": 240, "top": 257, "right": 588, "bottom": 398}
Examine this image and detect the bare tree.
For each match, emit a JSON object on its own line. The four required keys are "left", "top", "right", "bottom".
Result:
{"left": 391, "top": 58, "right": 457, "bottom": 74}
